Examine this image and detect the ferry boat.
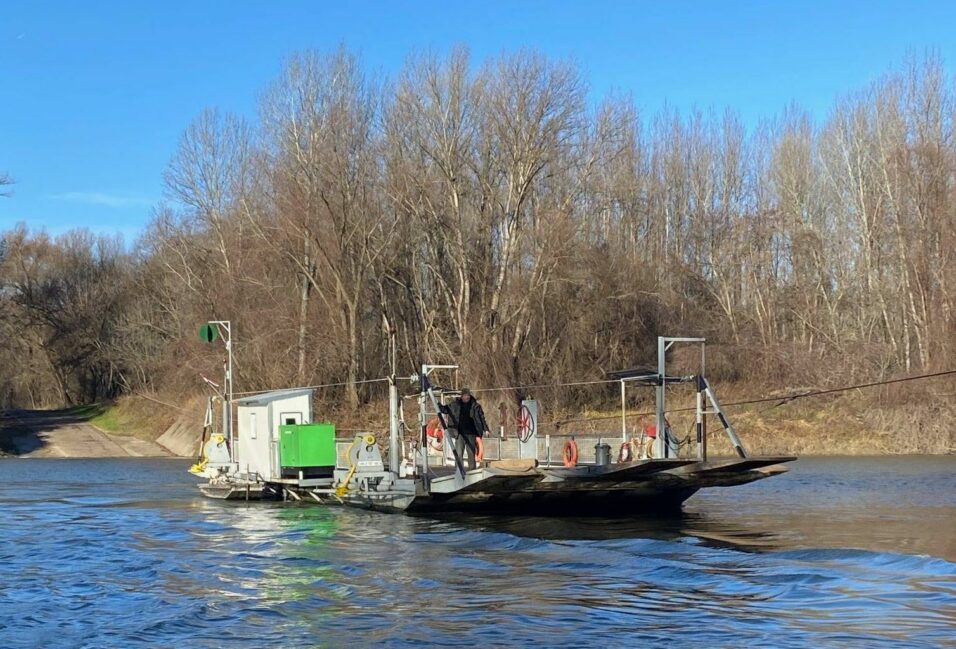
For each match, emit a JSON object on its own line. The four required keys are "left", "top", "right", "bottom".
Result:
{"left": 192, "top": 336, "right": 795, "bottom": 514}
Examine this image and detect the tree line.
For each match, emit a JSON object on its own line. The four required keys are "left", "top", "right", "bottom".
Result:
{"left": 1, "top": 48, "right": 954, "bottom": 412}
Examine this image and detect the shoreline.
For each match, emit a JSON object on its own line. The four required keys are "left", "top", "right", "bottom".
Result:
{"left": 4, "top": 391, "right": 953, "bottom": 459}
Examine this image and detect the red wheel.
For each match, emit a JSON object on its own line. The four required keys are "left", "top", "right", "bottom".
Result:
{"left": 517, "top": 405, "right": 535, "bottom": 443}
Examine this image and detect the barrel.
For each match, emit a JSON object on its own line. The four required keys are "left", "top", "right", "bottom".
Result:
{"left": 594, "top": 442, "right": 611, "bottom": 466}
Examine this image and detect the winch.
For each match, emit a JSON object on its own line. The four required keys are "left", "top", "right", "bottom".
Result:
{"left": 334, "top": 434, "right": 390, "bottom": 495}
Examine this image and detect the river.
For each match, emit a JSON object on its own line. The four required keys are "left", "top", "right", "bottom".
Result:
{"left": 0, "top": 457, "right": 953, "bottom": 647}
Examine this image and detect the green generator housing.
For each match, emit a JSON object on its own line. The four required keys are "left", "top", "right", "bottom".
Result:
{"left": 279, "top": 423, "right": 336, "bottom": 479}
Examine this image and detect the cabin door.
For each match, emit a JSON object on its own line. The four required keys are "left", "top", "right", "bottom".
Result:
{"left": 273, "top": 412, "right": 303, "bottom": 477}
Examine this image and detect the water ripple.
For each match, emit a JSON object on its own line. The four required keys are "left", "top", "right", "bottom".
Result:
{"left": 0, "top": 457, "right": 954, "bottom": 648}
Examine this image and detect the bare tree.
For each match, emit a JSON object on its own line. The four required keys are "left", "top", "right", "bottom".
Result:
{"left": 2, "top": 47, "right": 954, "bottom": 453}
{"left": 259, "top": 49, "right": 393, "bottom": 406}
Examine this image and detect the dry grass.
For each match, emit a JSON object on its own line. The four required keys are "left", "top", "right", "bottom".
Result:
{"left": 119, "top": 380, "right": 954, "bottom": 457}
{"left": 311, "top": 388, "right": 954, "bottom": 456}
{"left": 89, "top": 395, "right": 183, "bottom": 441}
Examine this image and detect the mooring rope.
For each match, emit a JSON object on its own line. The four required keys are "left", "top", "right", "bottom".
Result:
{"left": 232, "top": 377, "right": 390, "bottom": 398}
{"left": 470, "top": 378, "right": 621, "bottom": 394}
{"left": 128, "top": 392, "right": 189, "bottom": 412}
{"left": 212, "top": 367, "right": 956, "bottom": 431}
{"left": 719, "top": 369, "right": 956, "bottom": 408}
{"left": 235, "top": 376, "right": 620, "bottom": 400}
{"left": 546, "top": 368, "right": 956, "bottom": 428}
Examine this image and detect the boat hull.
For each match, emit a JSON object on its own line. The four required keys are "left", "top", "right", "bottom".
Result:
{"left": 198, "top": 457, "right": 796, "bottom": 516}
{"left": 404, "top": 485, "right": 700, "bottom": 514}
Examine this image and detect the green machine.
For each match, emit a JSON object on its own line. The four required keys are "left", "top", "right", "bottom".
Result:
{"left": 279, "top": 423, "right": 337, "bottom": 479}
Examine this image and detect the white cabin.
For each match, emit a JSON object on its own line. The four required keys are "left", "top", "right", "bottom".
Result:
{"left": 236, "top": 388, "right": 314, "bottom": 481}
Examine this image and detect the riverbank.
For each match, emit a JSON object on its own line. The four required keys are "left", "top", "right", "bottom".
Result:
{"left": 0, "top": 407, "right": 173, "bottom": 458}
{"left": 4, "top": 379, "right": 953, "bottom": 458}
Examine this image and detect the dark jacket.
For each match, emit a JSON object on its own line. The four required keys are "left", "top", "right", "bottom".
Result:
{"left": 442, "top": 398, "right": 489, "bottom": 438}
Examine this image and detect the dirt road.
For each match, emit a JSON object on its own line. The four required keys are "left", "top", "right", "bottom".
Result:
{"left": 0, "top": 409, "right": 172, "bottom": 458}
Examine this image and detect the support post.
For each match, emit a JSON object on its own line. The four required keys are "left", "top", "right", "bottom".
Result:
{"left": 225, "top": 323, "right": 233, "bottom": 453}
{"left": 620, "top": 379, "right": 627, "bottom": 443}
{"left": 418, "top": 365, "right": 466, "bottom": 488}
{"left": 700, "top": 342, "right": 707, "bottom": 461}
{"left": 656, "top": 336, "right": 666, "bottom": 459}
{"left": 421, "top": 373, "right": 465, "bottom": 481}
{"left": 695, "top": 374, "right": 705, "bottom": 461}
{"left": 388, "top": 378, "right": 400, "bottom": 475}
{"left": 387, "top": 331, "right": 400, "bottom": 475}
{"left": 418, "top": 369, "right": 428, "bottom": 479}
{"left": 209, "top": 320, "right": 234, "bottom": 461}
{"left": 702, "top": 377, "right": 747, "bottom": 458}
{"left": 221, "top": 361, "right": 228, "bottom": 456}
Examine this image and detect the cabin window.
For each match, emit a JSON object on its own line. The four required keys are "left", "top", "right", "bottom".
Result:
{"left": 281, "top": 412, "right": 303, "bottom": 426}
{"left": 250, "top": 412, "right": 257, "bottom": 439}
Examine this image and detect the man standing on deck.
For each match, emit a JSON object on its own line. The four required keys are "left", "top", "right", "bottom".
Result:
{"left": 443, "top": 388, "right": 489, "bottom": 470}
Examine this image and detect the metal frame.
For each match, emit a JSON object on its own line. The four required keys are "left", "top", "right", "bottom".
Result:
{"left": 613, "top": 337, "right": 747, "bottom": 462}
{"left": 207, "top": 320, "right": 234, "bottom": 459}
{"left": 656, "top": 337, "right": 704, "bottom": 459}
{"left": 414, "top": 364, "right": 467, "bottom": 487}
{"left": 616, "top": 374, "right": 659, "bottom": 443}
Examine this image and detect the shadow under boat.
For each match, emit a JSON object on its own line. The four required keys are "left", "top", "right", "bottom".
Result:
{"left": 421, "top": 509, "right": 783, "bottom": 554}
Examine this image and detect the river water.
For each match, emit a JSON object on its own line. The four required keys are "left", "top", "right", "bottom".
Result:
{"left": 0, "top": 457, "right": 953, "bottom": 648}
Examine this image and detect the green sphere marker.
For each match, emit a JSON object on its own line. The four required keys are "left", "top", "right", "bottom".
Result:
{"left": 199, "top": 323, "right": 219, "bottom": 343}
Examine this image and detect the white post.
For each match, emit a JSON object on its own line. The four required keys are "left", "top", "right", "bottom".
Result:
{"left": 620, "top": 379, "right": 627, "bottom": 443}
{"left": 389, "top": 378, "right": 400, "bottom": 475}
{"left": 418, "top": 364, "right": 428, "bottom": 477}
{"left": 225, "top": 322, "right": 233, "bottom": 456}
{"left": 206, "top": 320, "right": 234, "bottom": 462}
{"left": 387, "top": 331, "right": 400, "bottom": 475}
{"left": 221, "top": 360, "right": 228, "bottom": 456}
{"left": 656, "top": 336, "right": 666, "bottom": 459}
{"left": 695, "top": 381, "right": 704, "bottom": 461}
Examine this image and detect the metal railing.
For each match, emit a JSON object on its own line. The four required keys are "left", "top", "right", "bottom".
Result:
{"left": 477, "top": 432, "right": 643, "bottom": 466}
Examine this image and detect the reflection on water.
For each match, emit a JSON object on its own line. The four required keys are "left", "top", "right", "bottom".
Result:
{"left": 450, "top": 456, "right": 956, "bottom": 560}
{"left": 0, "top": 457, "right": 954, "bottom": 648}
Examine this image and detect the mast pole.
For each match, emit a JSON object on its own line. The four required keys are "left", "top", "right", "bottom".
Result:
{"left": 388, "top": 330, "right": 400, "bottom": 475}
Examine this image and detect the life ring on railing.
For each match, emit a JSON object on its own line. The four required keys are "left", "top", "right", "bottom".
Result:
{"left": 618, "top": 441, "right": 632, "bottom": 463}
{"left": 475, "top": 436, "right": 485, "bottom": 463}
{"left": 563, "top": 438, "right": 579, "bottom": 468}
{"left": 426, "top": 417, "right": 444, "bottom": 451}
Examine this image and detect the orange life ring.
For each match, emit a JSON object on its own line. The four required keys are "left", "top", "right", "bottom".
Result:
{"left": 563, "top": 438, "right": 578, "bottom": 468}
{"left": 426, "top": 417, "right": 443, "bottom": 451}
{"left": 475, "top": 436, "right": 484, "bottom": 463}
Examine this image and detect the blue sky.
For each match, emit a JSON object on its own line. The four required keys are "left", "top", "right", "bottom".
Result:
{"left": 2, "top": 0, "right": 955, "bottom": 239}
